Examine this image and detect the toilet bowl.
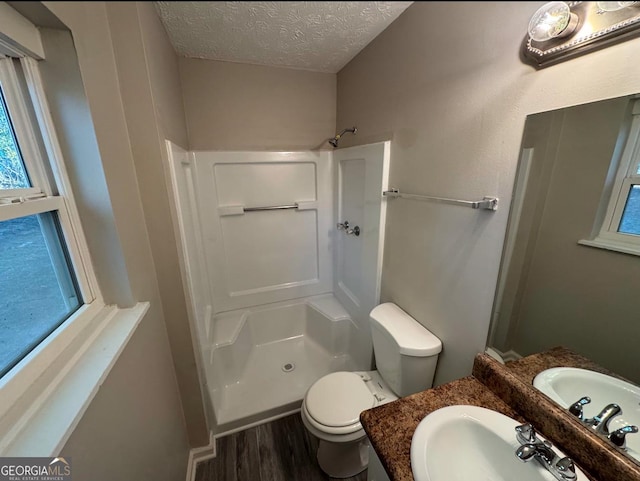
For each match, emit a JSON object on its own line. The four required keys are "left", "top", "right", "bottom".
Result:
{"left": 301, "top": 302, "right": 442, "bottom": 478}
{"left": 300, "top": 370, "right": 397, "bottom": 478}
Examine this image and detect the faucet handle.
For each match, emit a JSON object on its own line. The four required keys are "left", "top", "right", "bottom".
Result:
{"left": 555, "top": 457, "right": 577, "bottom": 480}
{"left": 516, "top": 423, "right": 537, "bottom": 443}
{"left": 568, "top": 396, "right": 591, "bottom": 420}
{"left": 515, "top": 443, "right": 538, "bottom": 461}
{"left": 608, "top": 425, "right": 639, "bottom": 448}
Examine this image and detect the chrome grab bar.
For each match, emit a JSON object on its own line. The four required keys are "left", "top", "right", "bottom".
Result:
{"left": 243, "top": 203, "right": 298, "bottom": 212}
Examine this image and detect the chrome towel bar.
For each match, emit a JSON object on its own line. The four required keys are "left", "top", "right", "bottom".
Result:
{"left": 383, "top": 188, "right": 498, "bottom": 211}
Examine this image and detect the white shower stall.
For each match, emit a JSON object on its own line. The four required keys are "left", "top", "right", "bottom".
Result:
{"left": 166, "top": 142, "right": 389, "bottom": 434}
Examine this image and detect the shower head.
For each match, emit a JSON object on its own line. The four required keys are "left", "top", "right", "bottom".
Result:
{"left": 329, "top": 127, "right": 357, "bottom": 148}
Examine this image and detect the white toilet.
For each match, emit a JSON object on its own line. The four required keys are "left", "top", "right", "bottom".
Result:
{"left": 300, "top": 302, "right": 442, "bottom": 478}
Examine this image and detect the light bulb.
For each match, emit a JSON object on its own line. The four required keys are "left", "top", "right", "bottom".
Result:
{"left": 597, "top": 1, "right": 638, "bottom": 12}
{"left": 528, "top": 2, "right": 579, "bottom": 42}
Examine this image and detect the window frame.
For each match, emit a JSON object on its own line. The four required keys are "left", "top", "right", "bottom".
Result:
{"left": 0, "top": 57, "right": 50, "bottom": 198}
{"left": 0, "top": 57, "right": 97, "bottom": 304}
{"left": 579, "top": 98, "right": 640, "bottom": 256}
{"left": 0, "top": 55, "right": 111, "bottom": 452}
{"left": 0, "top": 7, "right": 147, "bottom": 457}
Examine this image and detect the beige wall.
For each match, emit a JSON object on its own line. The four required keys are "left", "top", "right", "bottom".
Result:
{"left": 105, "top": 1, "right": 208, "bottom": 446}
{"left": 137, "top": 2, "right": 188, "bottom": 147}
{"left": 28, "top": 1, "right": 205, "bottom": 478}
{"left": 337, "top": 2, "right": 640, "bottom": 385}
{"left": 490, "top": 109, "right": 559, "bottom": 352}
{"left": 61, "top": 305, "right": 189, "bottom": 481}
{"left": 180, "top": 58, "right": 336, "bottom": 150}
{"left": 503, "top": 98, "right": 640, "bottom": 383}
{"left": 35, "top": 26, "right": 133, "bottom": 306}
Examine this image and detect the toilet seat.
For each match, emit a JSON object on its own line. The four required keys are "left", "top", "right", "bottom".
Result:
{"left": 304, "top": 372, "right": 375, "bottom": 435}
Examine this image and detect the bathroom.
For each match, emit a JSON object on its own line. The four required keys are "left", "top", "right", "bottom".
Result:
{"left": 0, "top": 2, "right": 639, "bottom": 481}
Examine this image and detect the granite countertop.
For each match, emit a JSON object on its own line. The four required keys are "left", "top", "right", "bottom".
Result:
{"left": 359, "top": 376, "right": 524, "bottom": 481}
{"left": 475, "top": 349, "right": 640, "bottom": 481}
{"left": 362, "top": 348, "right": 640, "bottom": 481}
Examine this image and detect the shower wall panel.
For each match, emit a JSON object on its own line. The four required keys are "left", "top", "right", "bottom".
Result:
{"left": 194, "top": 151, "right": 333, "bottom": 313}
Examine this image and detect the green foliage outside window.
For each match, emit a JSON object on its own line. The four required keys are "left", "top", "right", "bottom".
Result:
{"left": 0, "top": 91, "right": 29, "bottom": 189}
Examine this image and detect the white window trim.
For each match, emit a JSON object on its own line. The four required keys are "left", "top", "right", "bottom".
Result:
{"left": 0, "top": 303, "right": 148, "bottom": 455}
{"left": 0, "top": 57, "right": 52, "bottom": 197}
{"left": 579, "top": 98, "right": 640, "bottom": 256}
{"left": 20, "top": 56, "right": 100, "bottom": 298}
{"left": 0, "top": 56, "right": 96, "bottom": 304}
{"left": 0, "top": 12, "right": 145, "bottom": 456}
{"left": 0, "top": 3, "right": 44, "bottom": 59}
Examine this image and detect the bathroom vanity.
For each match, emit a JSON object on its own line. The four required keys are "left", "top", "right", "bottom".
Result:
{"left": 360, "top": 375, "right": 525, "bottom": 480}
{"left": 360, "top": 348, "right": 640, "bottom": 481}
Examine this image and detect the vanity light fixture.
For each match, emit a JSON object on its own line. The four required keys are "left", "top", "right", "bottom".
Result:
{"left": 523, "top": 1, "right": 640, "bottom": 68}
{"left": 527, "top": 2, "right": 579, "bottom": 42}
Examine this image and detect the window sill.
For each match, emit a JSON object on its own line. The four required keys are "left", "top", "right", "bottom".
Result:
{"left": 0, "top": 302, "right": 148, "bottom": 455}
{"left": 578, "top": 237, "right": 640, "bottom": 257}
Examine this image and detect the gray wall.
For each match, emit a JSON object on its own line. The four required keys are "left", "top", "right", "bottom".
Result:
{"left": 105, "top": 1, "right": 208, "bottom": 446}
{"left": 501, "top": 98, "right": 640, "bottom": 383}
{"left": 336, "top": 1, "right": 640, "bottom": 385}
{"left": 33, "top": 1, "right": 200, "bottom": 479}
{"left": 180, "top": 58, "right": 336, "bottom": 151}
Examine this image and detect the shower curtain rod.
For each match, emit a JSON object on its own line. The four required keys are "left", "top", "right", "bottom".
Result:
{"left": 383, "top": 188, "right": 498, "bottom": 211}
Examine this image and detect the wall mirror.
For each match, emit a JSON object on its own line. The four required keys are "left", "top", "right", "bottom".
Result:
{"left": 487, "top": 93, "right": 640, "bottom": 464}
{"left": 487, "top": 93, "right": 640, "bottom": 384}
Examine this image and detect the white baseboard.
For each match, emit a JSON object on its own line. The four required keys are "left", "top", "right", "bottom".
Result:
{"left": 185, "top": 431, "right": 216, "bottom": 481}
{"left": 215, "top": 407, "right": 301, "bottom": 438}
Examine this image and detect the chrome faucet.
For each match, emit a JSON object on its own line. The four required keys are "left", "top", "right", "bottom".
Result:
{"left": 515, "top": 424, "right": 577, "bottom": 481}
{"left": 583, "top": 403, "right": 621, "bottom": 435}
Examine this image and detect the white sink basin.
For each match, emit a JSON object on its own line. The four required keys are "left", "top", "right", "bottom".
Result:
{"left": 533, "top": 367, "right": 640, "bottom": 461}
{"left": 410, "top": 405, "right": 587, "bottom": 481}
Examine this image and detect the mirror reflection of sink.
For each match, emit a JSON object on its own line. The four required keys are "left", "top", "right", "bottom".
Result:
{"left": 533, "top": 367, "right": 640, "bottom": 461}
{"left": 410, "top": 405, "right": 587, "bottom": 481}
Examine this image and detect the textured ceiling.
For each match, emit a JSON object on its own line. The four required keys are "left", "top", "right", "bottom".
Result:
{"left": 154, "top": 2, "right": 413, "bottom": 73}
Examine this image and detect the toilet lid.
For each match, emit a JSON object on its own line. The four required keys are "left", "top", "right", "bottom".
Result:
{"left": 305, "top": 372, "right": 374, "bottom": 428}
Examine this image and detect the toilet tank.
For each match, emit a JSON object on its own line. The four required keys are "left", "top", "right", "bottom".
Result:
{"left": 370, "top": 303, "right": 442, "bottom": 397}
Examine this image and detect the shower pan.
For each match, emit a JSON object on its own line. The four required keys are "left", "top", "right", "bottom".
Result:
{"left": 208, "top": 295, "right": 357, "bottom": 428}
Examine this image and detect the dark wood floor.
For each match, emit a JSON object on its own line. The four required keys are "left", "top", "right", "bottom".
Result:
{"left": 195, "top": 413, "right": 368, "bottom": 481}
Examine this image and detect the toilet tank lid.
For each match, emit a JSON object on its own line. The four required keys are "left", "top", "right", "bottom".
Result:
{"left": 370, "top": 303, "right": 442, "bottom": 357}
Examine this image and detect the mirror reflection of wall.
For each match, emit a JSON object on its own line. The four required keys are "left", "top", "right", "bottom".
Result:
{"left": 488, "top": 94, "right": 640, "bottom": 384}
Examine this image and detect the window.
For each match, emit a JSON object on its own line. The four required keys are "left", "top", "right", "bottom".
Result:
{"left": 0, "top": 214, "right": 81, "bottom": 378}
{"left": 580, "top": 98, "right": 640, "bottom": 255}
{"left": 0, "top": 57, "right": 95, "bottom": 378}
{"left": 0, "top": 10, "right": 147, "bottom": 456}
